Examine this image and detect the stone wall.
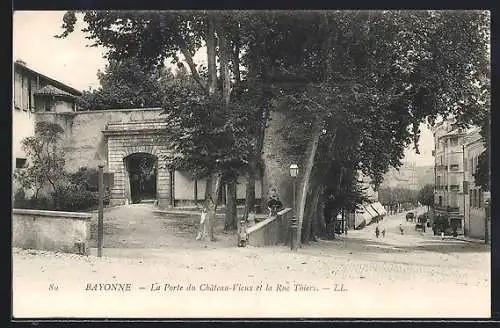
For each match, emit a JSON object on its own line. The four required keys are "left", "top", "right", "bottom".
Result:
{"left": 34, "top": 108, "right": 262, "bottom": 209}
{"left": 35, "top": 108, "right": 164, "bottom": 172}
{"left": 468, "top": 207, "right": 487, "bottom": 239}
{"left": 12, "top": 209, "right": 92, "bottom": 255}
{"left": 247, "top": 208, "right": 292, "bottom": 247}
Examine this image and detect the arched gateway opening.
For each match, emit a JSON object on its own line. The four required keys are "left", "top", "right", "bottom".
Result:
{"left": 103, "top": 119, "right": 172, "bottom": 208}
{"left": 124, "top": 153, "right": 158, "bottom": 203}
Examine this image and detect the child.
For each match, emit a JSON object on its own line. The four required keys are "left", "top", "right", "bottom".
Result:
{"left": 238, "top": 218, "right": 248, "bottom": 247}
{"left": 196, "top": 207, "right": 208, "bottom": 240}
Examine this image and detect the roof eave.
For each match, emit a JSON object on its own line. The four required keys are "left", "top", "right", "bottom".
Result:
{"left": 14, "top": 62, "right": 83, "bottom": 97}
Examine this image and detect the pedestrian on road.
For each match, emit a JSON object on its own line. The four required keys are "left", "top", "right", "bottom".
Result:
{"left": 381, "top": 227, "right": 386, "bottom": 238}
{"left": 399, "top": 224, "right": 404, "bottom": 235}
{"left": 196, "top": 207, "right": 208, "bottom": 240}
{"left": 375, "top": 225, "right": 380, "bottom": 238}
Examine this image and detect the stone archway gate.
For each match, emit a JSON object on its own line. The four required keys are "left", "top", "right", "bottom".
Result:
{"left": 102, "top": 119, "right": 172, "bottom": 208}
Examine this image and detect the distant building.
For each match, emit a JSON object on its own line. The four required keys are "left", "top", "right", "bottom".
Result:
{"left": 431, "top": 119, "right": 490, "bottom": 239}
{"left": 380, "top": 161, "right": 433, "bottom": 190}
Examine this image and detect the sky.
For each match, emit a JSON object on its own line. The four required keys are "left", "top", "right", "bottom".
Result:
{"left": 12, "top": 10, "right": 435, "bottom": 166}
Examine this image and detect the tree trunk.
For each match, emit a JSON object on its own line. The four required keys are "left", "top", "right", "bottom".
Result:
{"left": 244, "top": 166, "right": 256, "bottom": 218}
{"left": 296, "top": 117, "right": 324, "bottom": 245}
{"left": 317, "top": 192, "right": 327, "bottom": 239}
{"left": 224, "top": 179, "right": 238, "bottom": 231}
{"left": 302, "top": 184, "right": 323, "bottom": 244}
{"left": 314, "top": 187, "right": 326, "bottom": 239}
{"left": 216, "top": 22, "right": 231, "bottom": 106}
{"left": 200, "top": 172, "right": 223, "bottom": 241}
{"left": 231, "top": 29, "right": 241, "bottom": 85}
{"left": 176, "top": 36, "right": 208, "bottom": 93}
{"left": 196, "top": 15, "right": 219, "bottom": 242}
{"left": 215, "top": 20, "right": 237, "bottom": 229}
{"left": 206, "top": 14, "right": 217, "bottom": 97}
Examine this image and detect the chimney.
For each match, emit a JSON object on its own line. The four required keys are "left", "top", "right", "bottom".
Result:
{"left": 15, "top": 59, "right": 27, "bottom": 66}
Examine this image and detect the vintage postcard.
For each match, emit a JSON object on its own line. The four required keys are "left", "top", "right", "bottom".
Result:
{"left": 12, "top": 10, "right": 491, "bottom": 319}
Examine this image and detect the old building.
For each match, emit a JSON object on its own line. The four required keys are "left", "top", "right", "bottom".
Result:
{"left": 13, "top": 60, "right": 82, "bottom": 178}
{"left": 431, "top": 119, "right": 490, "bottom": 238}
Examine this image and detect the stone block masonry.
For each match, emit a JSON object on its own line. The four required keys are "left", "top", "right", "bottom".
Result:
{"left": 12, "top": 209, "right": 92, "bottom": 255}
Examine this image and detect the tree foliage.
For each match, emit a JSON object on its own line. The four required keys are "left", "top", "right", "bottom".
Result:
{"left": 77, "top": 57, "right": 175, "bottom": 110}
{"left": 418, "top": 184, "right": 435, "bottom": 208}
{"left": 379, "top": 187, "right": 419, "bottom": 206}
{"left": 14, "top": 122, "right": 66, "bottom": 198}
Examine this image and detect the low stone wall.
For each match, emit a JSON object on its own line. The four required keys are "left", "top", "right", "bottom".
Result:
{"left": 12, "top": 209, "right": 92, "bottom": 255}
{"left": 247, "top": 208, "right": 292, "bottom": 247}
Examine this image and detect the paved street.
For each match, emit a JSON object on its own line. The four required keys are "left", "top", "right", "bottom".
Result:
{"left": 12, "top": 206, "right": 490, "bottom": 318}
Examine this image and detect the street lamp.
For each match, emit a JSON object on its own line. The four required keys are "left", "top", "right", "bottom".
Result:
{"left": 289, "top": 164, "right": 299, "bottom": 251}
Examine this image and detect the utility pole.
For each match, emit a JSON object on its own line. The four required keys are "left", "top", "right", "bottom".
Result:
{"left": 462, "top": 143, "right": 467, "bottom": 236}
{"left": 485, "top": 200, "right": 490, "bottom": 244}
{"left": 97, "top": 165, "right": 104, "bottom": 257}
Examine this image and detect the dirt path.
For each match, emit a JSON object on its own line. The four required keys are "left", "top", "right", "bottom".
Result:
{"left": 89, "top": 203, "right": 236, "bottom": 250}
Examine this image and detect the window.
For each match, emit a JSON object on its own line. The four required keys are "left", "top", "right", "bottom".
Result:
{"left": 439, "top": 196, "right": 443, "bottom": 206}
{"left": 14, "top": 71, "right": 23, "bottom": 109}
{"left": 450, "top": 174, "right": 458, "bottom": 186}
{"left": 464, "top": 158, "right": 468, "bottom": 171}
{"left": 469, "top": 190, "right": 473, "bottom": 207}
{"left": 450, "top": 137, "right": 459, "bottom": 147}
{"left": 478, "top": 190, "right": 482, "bottom": 207}
{"left": 15, "top": 158, "right": 27, "bottom": 168}
{"left": 449, "top": 193, "right": 458, "bottom": 207}
{"left": 470, "top": 158, "right": 474, "bottom": 176}
{"left": 22, "top": 75, "right": 30, "bottom": 110}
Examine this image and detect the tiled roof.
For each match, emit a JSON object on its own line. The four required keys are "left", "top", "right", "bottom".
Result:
{"left": 34, "top": 85, "right": 76, "bottom": 98}
{"left": 14, "top": 61, "right": 82, "bottom": 96}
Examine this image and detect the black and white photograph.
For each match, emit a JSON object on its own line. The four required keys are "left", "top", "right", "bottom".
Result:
{"left": 11, "top": 10, "right": 491, "bottom": 318}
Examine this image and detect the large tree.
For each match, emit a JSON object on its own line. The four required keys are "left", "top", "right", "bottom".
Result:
{"left": 58, "top": 11, "right": 247, "bottom": 238}
{"left": 418, "top": 184, "right": 435, "bottom": 211}
{"left": 249, "top": 10, "right": 489, "bottom": 243}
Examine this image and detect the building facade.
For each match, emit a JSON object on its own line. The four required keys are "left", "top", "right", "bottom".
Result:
{"left": 12, "top": 60, "right": 82, "bottom": 171}
{"left": 431, "top": 119, "right": 490, "bottom": 238}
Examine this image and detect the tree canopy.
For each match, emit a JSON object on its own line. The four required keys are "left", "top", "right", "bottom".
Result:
{"left": 77, "top": 56, "right": 175, "bottom": 110}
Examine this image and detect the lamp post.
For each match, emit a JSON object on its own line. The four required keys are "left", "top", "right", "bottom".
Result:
{"left": 289, "top": 164, "right": 299, "bottom": 251}
{"left": 97, "top": 165, "right": 104, "bottom": 258}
